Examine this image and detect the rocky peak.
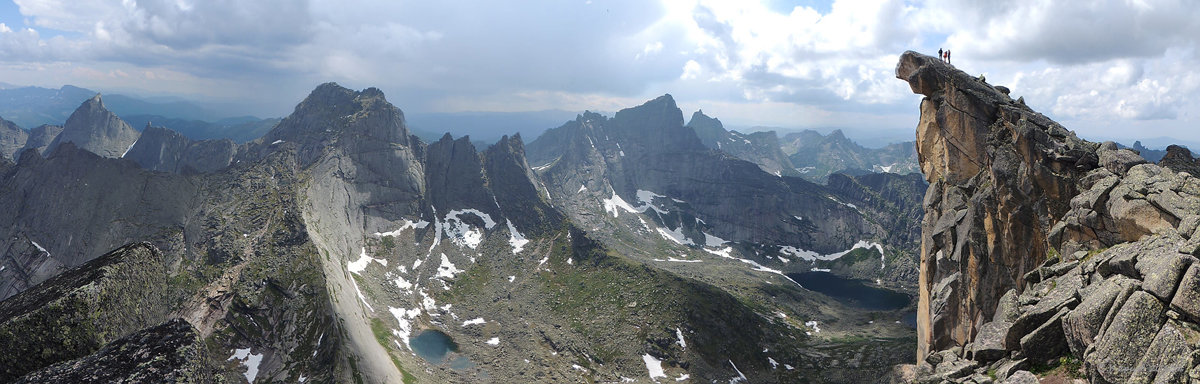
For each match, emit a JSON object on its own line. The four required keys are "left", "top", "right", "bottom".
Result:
{"left": 484, "top": 134, "right": 562, "bottom": 234}
{"left": 261, "top": 83, "right": 413, "bottom": 166}
{"left": 1158, "top": 144, "right": 1200, "bottom": 177}
{"left": 686, "top": 109, "right": 724, "bottom": 148}
{"left": 19, "top": 124, "right": 62, "bottom": 160}
{"left": 424, "top": 134, "right": 496, "bottom": 216}
{"left": 43, "top": 94, "right": 139, "bottom": 159}
{"left": 899, "top": 49, "right": 1200, "bottom": 384}
{"left": 896, "top": 50, "right": 1101, "bottom": 360}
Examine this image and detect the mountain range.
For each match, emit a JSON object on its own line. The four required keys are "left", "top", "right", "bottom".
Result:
{"left": 0, "top": 83, "right": 934, "bottom": 383}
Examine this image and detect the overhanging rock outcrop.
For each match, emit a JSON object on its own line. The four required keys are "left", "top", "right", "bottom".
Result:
{"left": 897, "top": 50, "right": 1101, "bottom": 361}
{"left": 897, "top": 50, "right": 1200, "bottom": 383}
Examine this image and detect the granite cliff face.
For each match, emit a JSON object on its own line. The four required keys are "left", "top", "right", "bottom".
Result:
{"left": 898, "top": 50, "right": 1200, "bottom": 383}
{"left": 44, "top": 94, "right": 140, "bottom": 158}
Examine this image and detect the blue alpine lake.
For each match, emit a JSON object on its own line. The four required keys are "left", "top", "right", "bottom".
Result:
{"left": 787, "top": 271, "right": 912, "bottom": 311}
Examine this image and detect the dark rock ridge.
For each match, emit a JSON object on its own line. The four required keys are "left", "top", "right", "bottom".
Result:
{"left": 0, "top": 242, "right": 168, "bottom": 381}
{"left": 897, "top": 50, "right": 1200, "bottom": 383}
{"left": 0, "top": 143, "right": 201, "bottom": 300}
{"left": 14, "top": 318, "right": 220, "bottom": 383}
{"left": 44, "top": 94, "right": 140, "bottom": 158}
{"left": 687, "top": 110, "right": 799, "bottom": 177}
{"left": 0, "top": 115, "right": 27, "bottom": 160}
{"left": 1159, "top": 144, "right": 1200, "bottom": 177}
{"left": 781, "top": 129, "right": 920, "bottom": 183}
{"left": 124, "top": 125, "right": 237, "bottom": 173}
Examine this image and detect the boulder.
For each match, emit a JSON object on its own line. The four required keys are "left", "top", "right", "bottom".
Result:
{"left": 1062, "top": 276, "right": 1138, "bottom": 357}
{"left": 1128, "top": 322, "right": 1190, "bottom": 384}
{"left": 993, "top": 289, "right": 1021, "bottom": 323}
{"left": 971, "top": 321, "right": 1012, "bottom": 363}
{"left": 1097, "top": 142, "right": 1147, "bottom": 176}
{"left": 1001, "top": 370, "right": 1038, "bottom": 384}
{"left": 1087, "top": 291, "right": 1166, "bottom": 384}
{"left": 1169, "top": 264, "right": 1200, "bottom": 321}
{"left": 1019, "top": 308, "right": 1070, "bottom": 364}
{"left": 1137, "top": 252, "right": 1196, "bottom": 303}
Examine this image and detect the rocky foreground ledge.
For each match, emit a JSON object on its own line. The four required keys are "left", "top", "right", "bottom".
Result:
{"left": 894, "top": 50, "right": 1200, "bottom": 383}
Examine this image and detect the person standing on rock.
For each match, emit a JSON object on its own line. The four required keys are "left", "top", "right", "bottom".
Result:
{"left": 938, "top": 48, "right": 943, "bottom": 61}
{"left": 946, "top": 50, "right": 951, "bottom": 65}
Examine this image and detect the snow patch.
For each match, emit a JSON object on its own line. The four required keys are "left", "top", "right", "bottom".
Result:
{"left": 350, "top": 277, "right": 374, "bottom": 312}
{"left": 676, "top": 373, "right": 690, "bottom": 381}
{"left": 228, "top": 348, "right": 263, "bottom": 382}
{"left": 656, "top": 227, "right": 694, "bottom": 246}
{"left": 120, "top": 140, "right": 138, "bottom": 158}
{"left": 729, "top": 360, "right": 748, "bottom": 383}
{"left": 785, "top": 364, "right": 795, "bottom": 370}
{"left": 443, "top": 209, "right": 496, "bottom": 249}
{"left": 506, "top": 219, "right": 529, "bottom": 254}
{"left": 347, "top": 247, "right": 387, "bottom": 274}
{"left": 768, "top": 357, "right": 779, "bottom": 369}
{"left": 643, "top": 354, "right": 667, "bottom": 380}
{"left": 436, "top": 253, "right": 464, "bottom": 281}
{"left": 270, "top": 139, "right": 285, "bottom": 145}
{"left": 388, "top": 306, "right": 421, "bottom": 348}
{"left": 462, "top": 318, "right": 486, "bottom": 326}
{"left": 805, "top": 320, "right": 821, "bottom": 334}
{"left": 780, "top": 240, "right": 884, "bottom": 262}
{"left": 486, "top": 337, "right": 500, "bottom": 346}
{"left": 577, "top": 184, "right": 587, "bottom": 193}
{"left": 704, "top": 232, "right": 727, "bottom": 247}
{"left": 30, "top": 241, "right": 48, "bottom": 256}
{"left": 508, "top": 275, "right": 516, "bottom": 282}
{"left": 602, "top": 192, "right": 639, "bottom": 217}
{"left": 373, "top": 219, "right": 430, "bottom": 237}
{"left": 675, "top": 328, "right": 687, "bottom": 349}
{"left": 811, "top": 267, "right": 831, "bottom": 272}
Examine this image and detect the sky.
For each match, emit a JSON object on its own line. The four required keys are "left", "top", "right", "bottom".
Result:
{"left": 0, "top": 0, "right": 1198, "bottom": 145}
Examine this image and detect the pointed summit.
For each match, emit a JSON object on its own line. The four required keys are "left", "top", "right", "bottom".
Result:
{"left": 44, "top": 93, "right": 139, "bottom": 158}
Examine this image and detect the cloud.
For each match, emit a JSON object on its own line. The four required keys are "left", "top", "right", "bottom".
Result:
{"left": 930, "top": 0, "right": 1200, "bottom": 64}
{"left": 0, "top": 0, "right": 1197, "bottom": 143}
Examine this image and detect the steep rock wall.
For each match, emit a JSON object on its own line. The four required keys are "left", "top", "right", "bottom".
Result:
{"left": 896, "top": 51, "right": 1101, "bottom": 360}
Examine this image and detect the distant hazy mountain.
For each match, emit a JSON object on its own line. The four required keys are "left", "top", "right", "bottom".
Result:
{"left": 686, "top": 110, "right": 799, "bottom": 177}
{"left": 121, "top": 115, "right": 279, "bottom": 143}
{"left": 780, "top": 129, "right": 919, "bottom": 183}
{"left": 405, "top": 110, "right": 577, "bottom": 145}
{"left": 0, "top": 85, "right": 249, "bottom": 128}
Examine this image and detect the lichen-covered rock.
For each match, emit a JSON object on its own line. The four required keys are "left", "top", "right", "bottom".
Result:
{"left": 1018, "top": 307, "right": 1069, "bottom": 364}
{"left": 1137, "top": 251, "right": 1196, "bottom": 303}
{"left": 1087, "top": 290, "right": 1167, "bottom": 384}
{"left": 970, "top": 320, "right": 1011, "bottom": 363}
{"left": 1062, "top": 275, "right": 1138, "bottom": 357}
{"left": 1169, "top": 264, "right": 1200, "bottom": 321}
{"left": 13, "top": 318, "right": 221, "bottom": 383}
{"left": 0, "top": 242, "right": 169, "bottom": 382}
{"left": 1001, "top": 370, "right": 1038, "bottom": 384}
{"left": 1128, "top": 322, "right": 1190, "bottom": 384}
